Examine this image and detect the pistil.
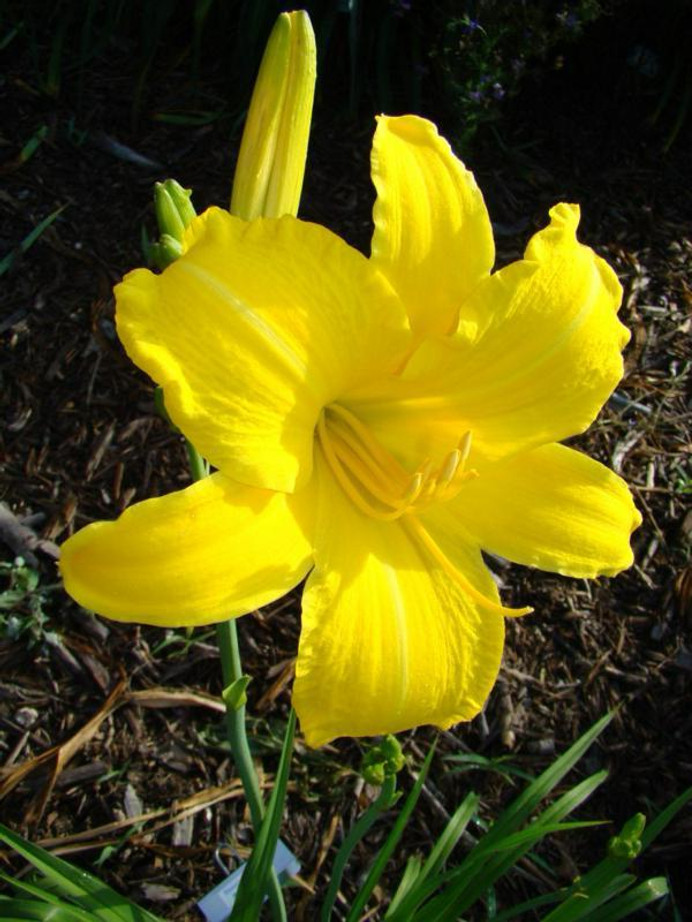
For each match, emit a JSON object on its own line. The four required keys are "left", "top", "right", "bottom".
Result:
{"left": 404, "top": 517, "right": 533, "bottom": 618}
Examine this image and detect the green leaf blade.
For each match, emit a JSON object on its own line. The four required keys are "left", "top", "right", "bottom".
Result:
{"left": 0, "top": 825, "right": 164, "bottom": 922}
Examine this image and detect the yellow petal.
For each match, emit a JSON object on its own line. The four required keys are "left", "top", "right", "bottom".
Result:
{"left": 116, "top": 208, "right": 409, "bottom": 492}
{"left": 231, "top": 11, "right": 316, "bottom": 220}
{"left": 370, "top": 115, "right": 494, "bottom": 338}
{"left": 293, "top": 451, "right": 505, "bottom": 747}
{"left": 60, "top": 472, "right": 313, "bottom": 626}
{"left": 458, "top": 443, "right": 641, "bottom": 578}
{"left": 360, "top": 203, "right": 627, "bottom": 467}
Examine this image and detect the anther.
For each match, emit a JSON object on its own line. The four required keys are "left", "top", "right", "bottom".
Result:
{"left": 438, "top": 449, "right": 461, "bottom": 488}
{"left": 458, "top": 430, "right": 472, "bottom": 466}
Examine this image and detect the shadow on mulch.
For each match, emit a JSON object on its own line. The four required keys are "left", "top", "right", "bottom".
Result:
{"left": 1, "top": 16, "right": 691, "bottom": 922}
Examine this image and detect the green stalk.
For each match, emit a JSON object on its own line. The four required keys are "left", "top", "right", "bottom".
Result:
{"left": 215, "top": 618, "right": 265, "bottom": 828}
{"left": 187, "top": 440, "right": 286, "bottom": 921}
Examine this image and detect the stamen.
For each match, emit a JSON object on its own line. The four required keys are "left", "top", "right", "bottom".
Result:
{"left": 317, "top": 414, "right": 407, "bottom": 521}
{"left": 434, "top": 432, "right": 477, "bottom": 502}
{"left": 331, "top": 437, "right": 408, "bottom": 510}
{"left": 327, "top": 413, "right": 407, "bottom": 493}
{"left": 328, "top": 404, "right": 409, "bottom": 481}
{"left": 402, "top": 471, "right": 424, "bottom": 505}
{"left": 317, "top": 404, "right": 479, "bottom": 522}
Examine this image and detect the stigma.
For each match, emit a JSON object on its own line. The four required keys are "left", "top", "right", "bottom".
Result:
{"left": 316, "top": 403, "right": 477, "bottom": 521}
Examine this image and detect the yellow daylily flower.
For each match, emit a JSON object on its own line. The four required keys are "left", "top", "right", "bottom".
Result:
{"left": 60, "top": 115, "right": 640, "bottom": 747}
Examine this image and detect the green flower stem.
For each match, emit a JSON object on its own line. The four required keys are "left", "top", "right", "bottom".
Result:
{"left": 320, "top": 773, "right": 398, "bottom": 921}
{"left": 216, "top": 618, "right": 265, "bottom": 828}
{"left": 186, "top": 440, "right": 286, "bottom": 921}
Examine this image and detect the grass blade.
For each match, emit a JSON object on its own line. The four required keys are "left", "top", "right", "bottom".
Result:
{"left": 549, "top": 786, "right": 692, "bottom": 914}
{"left": 321, "top": 773, "right": 399, "bottom": 921}
{"left": 477, "top": 713, "right": 613, "bottom": 853}
{"left": 0, "top": 206, "right": 66, "bottom": 277}
{"left": 541, "top": 874, "right": 637, "bottom": 922}
{"left": 0, "top": 22, "right": 24, "bottom": 52}
{"left": 0, "top": 894, "right": 88, "bottom": 920}
{"left": 445, "top": 753, "right": 534, "bottom": 784}
{"left": 0, "top": 825, "right": 163, "bottom": 922}
{"left": 414, "top": 771, "right": 608, "bottom": 921}
{"left": 0, "top": 871, "right": 110, "bottom": 922}
{"left": 584, "top": 877, "right": 669, "bottom": 922}
{"left": 385, "top": 792, "right": 480, "bottom": 921}
{"left": 228, "top": 710, "right": 296, "bottom": 920}
{"left": 492, "top": 889, "right": 568, "bottom": 921}
{"left": 386, "top": 856, "right": 423, "bottom": 917}
{"left": 18, "top": 125, "right": 49, "bottom": 165}
{"left": 640, "top": 786, "right": 692, "bottom": 850}
{"left": 488, "top": 820, "right": 606, "bottom": 852}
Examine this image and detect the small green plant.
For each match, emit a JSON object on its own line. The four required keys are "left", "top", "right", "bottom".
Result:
{"left": 0, "top": 557, "right": 50, "bottom": 644}
{"left": 1, "top": 715, "right": 689, "bottom": 919}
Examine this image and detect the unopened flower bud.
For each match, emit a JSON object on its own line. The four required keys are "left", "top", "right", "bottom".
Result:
{"left": 608, "top": 813, "right": 646, "bottom": 860}
{"left": 151, "top": 233, "right": 183, "bottom": 270}
{"left": 154, "top": 180, "right": 196, "bottom": 243}
{"left": 361, "top": 734, "right": 406, "bottom": 786}
{"left": 231, "top": 11, "right": 316, "bottom": 220}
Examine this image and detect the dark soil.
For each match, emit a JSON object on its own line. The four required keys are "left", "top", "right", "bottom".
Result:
{"left": 1, "top": 8, "right": 690, "bottom": 921}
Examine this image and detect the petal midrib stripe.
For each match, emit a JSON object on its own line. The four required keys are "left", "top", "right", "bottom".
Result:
{"left": 182, "top": 262, "right": 309, "bottom": 381}
{"left": 389, "top": 256, "right": 619, "bottom": 418}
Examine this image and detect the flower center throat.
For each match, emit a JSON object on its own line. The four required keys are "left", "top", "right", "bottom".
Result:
{"left": 316, "top": 403, "right": 477, "bottom": 521}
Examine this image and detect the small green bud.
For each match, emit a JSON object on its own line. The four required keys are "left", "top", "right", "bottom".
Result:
{"left": 362, "top": 761, "right": 386, "bottom": 787}
{"left": 608, "top": 813, "right": 646, "bottom": 860}
{"left": 154, "top": 180, "right": 196, "bottom": 243}
{"left": 380, "top": 734, "right": 405, "bottom": 773}
{"left": 361, "top": 735, "right": 406, "bottom": 786}
{"left": 155, "top": 183, "right": 185, "bottom": 241}
{"left": 151, "top": 234, "right": 183, "bottom": 270}
{"left": 620, "top": 813, "right": 646, "bottom": 841}
{"left": 164, "top": 180, "right": 196, "bottom": 229}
